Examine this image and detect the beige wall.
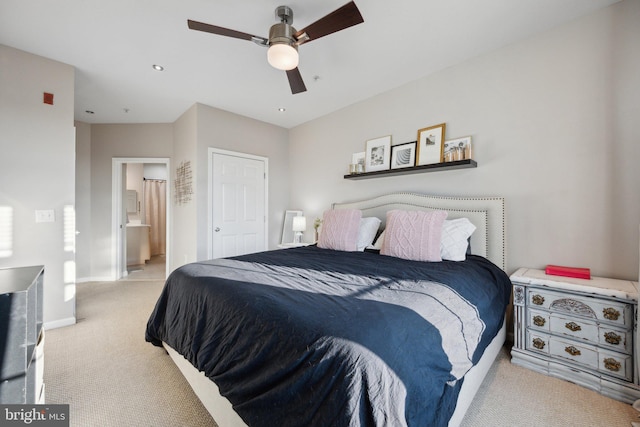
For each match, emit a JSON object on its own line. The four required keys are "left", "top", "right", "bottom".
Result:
{"left": 79, "top": 103, "right": 290, "bottom": 277}
{"left": 288, "top": 0, "right": 640, "bottom": 280}
{"left": 75, "top": 121, "right": 92, "bottom": 280}
{"left": 0, "top": 45, "right": 76, "bottom": 327}
{"left": 88, "top": 124, "right": 173, "bottom": 279}
{"left": 194, "top": 104, "right": 290, "bottom": 259}
{"left": 171, "top": 104, "right": 198, "bottom": 272}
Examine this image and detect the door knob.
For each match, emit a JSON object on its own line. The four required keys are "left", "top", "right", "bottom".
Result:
{"left": 214, "top": 227, "right": 221, "bottom": 232}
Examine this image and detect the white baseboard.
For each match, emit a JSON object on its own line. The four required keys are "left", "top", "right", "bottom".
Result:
{"left": 44, "top": 317, "right": 76, "bottom": 330}
{"left": 76, "top": 276, "right": 115, "bottom": 283}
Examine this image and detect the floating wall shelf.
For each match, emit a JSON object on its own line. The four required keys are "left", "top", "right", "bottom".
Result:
{"left": 343, "top": 159, "right": 477, "bottom": 180}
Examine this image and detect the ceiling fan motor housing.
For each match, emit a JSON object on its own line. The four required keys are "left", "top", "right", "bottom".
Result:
{"left": 270, "top": 5, "right": 297, "bottom": 48}
{"left": 275, "top": 5, "right": 293, "bottom": 25}
{"left": 269, "top": 23, "right": 297, "bottom": 48}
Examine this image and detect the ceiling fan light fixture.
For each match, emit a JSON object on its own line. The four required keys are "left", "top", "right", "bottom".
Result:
{"left": 267, "top": 22, "right": 299, "bottom": 71}
{"left": 267, "top": 43, "right": 299, "bottom": 71}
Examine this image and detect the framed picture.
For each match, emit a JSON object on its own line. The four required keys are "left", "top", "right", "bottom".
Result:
{"left": 365, "top": 135, "right": 391, "bottom": 172}
{"left": 281, "top": 210, "right": 303, "bottom": 245}
{"left": 444, "top": 136, "right": 472, "bottom": 162}
{"left": 416, "top": 123, "right": 446, "bottom": 166}
{"left": 390, "top": 142, "right": 416, "bottom": 169}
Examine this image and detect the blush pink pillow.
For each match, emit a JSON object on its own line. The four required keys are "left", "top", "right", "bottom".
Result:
{"left": 381, "top": 210, "right": 448, "bottom": 261}
{"left": 317, "top": 209, "right": 362, "bottom": 251}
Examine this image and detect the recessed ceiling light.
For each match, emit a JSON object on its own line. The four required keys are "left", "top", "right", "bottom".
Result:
{"left": 278, "top": 108, "right": 286, "bottom": 112}
{"left": 85, "top": 110, "right": 94, "bottom": 114}
{"left": 152, "top": 64, "right": 164, "bottom": 71}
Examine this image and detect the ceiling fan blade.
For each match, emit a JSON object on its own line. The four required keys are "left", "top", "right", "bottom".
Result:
{"left": 187, "top": 19, "right": 267, "bottom": 44}
{"left": 294, "top": 1, "right": 363, "bottom": 45}
{"left": 286, "top": 68, "right": 307, "bottom": 94}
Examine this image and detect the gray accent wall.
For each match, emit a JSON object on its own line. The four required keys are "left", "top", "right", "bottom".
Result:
{"left": 288, "top": 0, "right": 640, "bottom": 280}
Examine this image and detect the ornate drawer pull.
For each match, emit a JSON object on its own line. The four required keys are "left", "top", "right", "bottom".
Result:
{"left": 604, "top": 332, "right": 622, "bottom": 345}
{"left": 533, "top": 316, "right": 546, "bottom": 327}
{"left": 532, "top": 294, "right": 545, "bottom": 305}
{"left": 603, "top": 358, "right": 621, "bottom": 372}
{"left": 603, "top": 307, "right": 620, "bottom": 321}
{"left": 565, "top": 346, "right": 581, "bottom": 356}
{"left": 565, "top": 322, "right": 581, "bottom": 332}
{"left": 532, "top": 338, "right": 545, "bottom": 350}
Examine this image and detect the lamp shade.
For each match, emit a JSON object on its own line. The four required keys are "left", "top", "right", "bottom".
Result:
{"left": 292, "top": 216, "right": 306, "bottom": 232}
{"left": 267, "top": 43, "right": 299, "bottom": 71}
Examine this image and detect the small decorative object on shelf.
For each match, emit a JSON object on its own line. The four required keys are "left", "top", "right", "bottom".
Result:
{"left": 444, "top": 136, "right": 472, "bottom": 162}
{"left": 350, "top": 152, "right": 365, "bottom": 174}
{"left": 348, "top": 163, "right": 364, "bottom": 174}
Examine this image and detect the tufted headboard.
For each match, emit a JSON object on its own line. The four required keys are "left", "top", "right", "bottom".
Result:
{"left": 332, "top": 192, "right": 506, "bottom": 271}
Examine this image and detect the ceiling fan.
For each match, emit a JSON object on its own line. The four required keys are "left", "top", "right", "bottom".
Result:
{"left": 187, "top": 2, "right": 364, "bottom": 95}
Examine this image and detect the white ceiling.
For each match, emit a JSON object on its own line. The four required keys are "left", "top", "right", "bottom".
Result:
{"left": 0, "top": 0, "right": 620, "bottom": 129}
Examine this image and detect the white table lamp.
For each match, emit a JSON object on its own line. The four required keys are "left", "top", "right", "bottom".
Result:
{"left": 292, "top": 216, "right": 306, "bottom": 244}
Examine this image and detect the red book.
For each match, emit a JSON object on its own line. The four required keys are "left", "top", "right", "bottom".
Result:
{"left": 545, "top": 265, "right": 591, "bottom": 279}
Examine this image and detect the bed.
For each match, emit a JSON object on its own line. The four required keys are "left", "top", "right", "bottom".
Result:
{"left": 146, "top": 192, "right": 510, "bottom": 426}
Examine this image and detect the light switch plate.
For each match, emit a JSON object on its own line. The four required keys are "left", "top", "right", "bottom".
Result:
{"left": 35, "top": 209, "right": 55, "bottom": 223}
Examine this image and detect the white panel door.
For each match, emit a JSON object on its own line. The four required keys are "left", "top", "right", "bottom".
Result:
{"left": 212, "top": 152, "right": 266, "bottom": 258}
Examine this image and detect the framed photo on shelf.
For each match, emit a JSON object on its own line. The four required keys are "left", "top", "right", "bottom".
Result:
{"left": 365, "top": 135, "right": 391, "bottom": 172}
{"left": 390, "top": 142, "right": 416, "bottom": 169}
{"left": 444, "top": 136, "right": 472, "bottom": 162}
{"left": 416, "top": 123, "right": 446, "bottom": 166}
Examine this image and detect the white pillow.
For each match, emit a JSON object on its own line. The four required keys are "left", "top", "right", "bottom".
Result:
{"left": 440, "top": 218, "right": 476, "bottom": 261}
{"left": 357, "top": 217, "right": 382, "bottom": 251}
{"left": 369, "top": 230, "right": 385, "bottom": 250}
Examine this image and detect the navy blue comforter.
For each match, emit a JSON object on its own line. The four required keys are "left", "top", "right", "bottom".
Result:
{"left": 146, "top": 246, "right": 511, "bottom": 426}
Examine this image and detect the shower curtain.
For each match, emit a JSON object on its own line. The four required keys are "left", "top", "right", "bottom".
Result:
{"left": 143, "top": 179, "right": 166, "bottom": 256}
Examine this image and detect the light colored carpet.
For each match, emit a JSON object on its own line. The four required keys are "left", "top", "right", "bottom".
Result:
{"left": 44, "top": 278, "right": 639, "bottom": 426}
{"left": 44, "top": 279, "right": 216, "bottom": 427}
{"left": 461, "top": 346, "right": 637, "bottom": 426}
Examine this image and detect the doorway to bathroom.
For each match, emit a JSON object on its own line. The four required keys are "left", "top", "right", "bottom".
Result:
{"left": 111, "top": 158, "right": 170, "bottom": 280}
